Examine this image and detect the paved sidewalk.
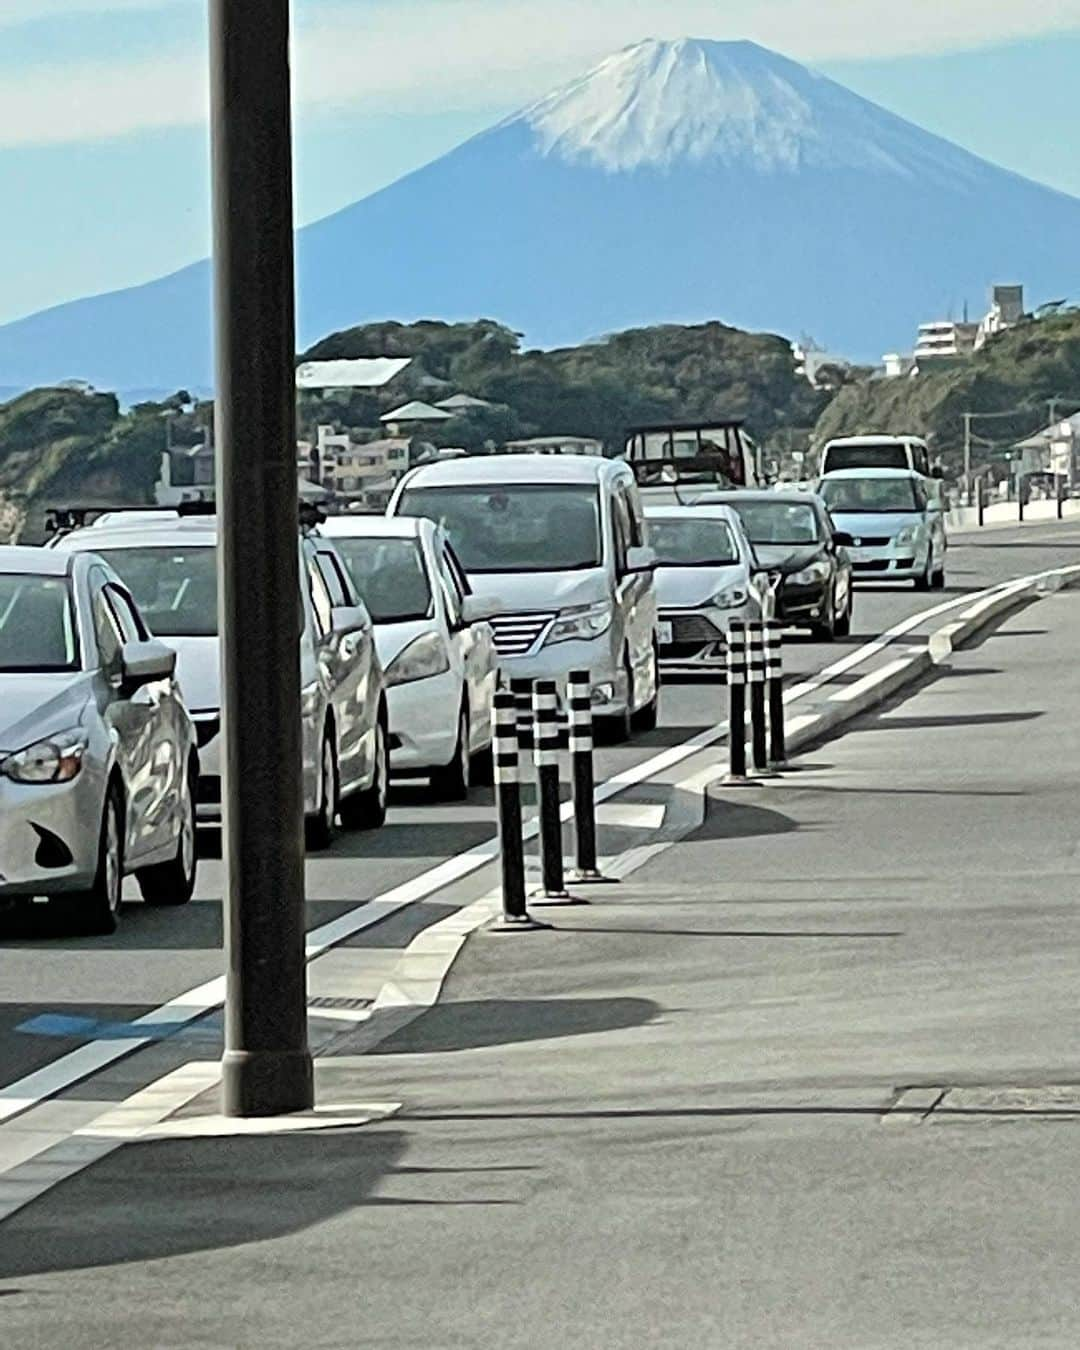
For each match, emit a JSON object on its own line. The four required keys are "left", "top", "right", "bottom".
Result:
{"left": 2, "top": 593, "right": 1079, "bottom": 1348}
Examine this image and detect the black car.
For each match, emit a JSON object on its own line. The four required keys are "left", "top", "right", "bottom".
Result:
{"left": 693, "top": 490, "right": 854, "bottom": 640}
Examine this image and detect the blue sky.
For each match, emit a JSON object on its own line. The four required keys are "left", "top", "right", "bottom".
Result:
{"left": 2, "top": 0, "right": 1079, "bottom": 326}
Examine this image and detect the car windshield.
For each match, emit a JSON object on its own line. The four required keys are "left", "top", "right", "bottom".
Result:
{"left": 0, "top": 574, "right": 78, "bottom": 672}
{"left": 649, "top": 518, "right": 739, "bottom": 567}
{"left": 96, "top": 545, "right": 218, "bottom": 637}
{"left": 727, "top": 501, "right": 821, "bottom": 546}
{"left": 824, "top": 444, "right": 909, "bottom": 472}
{"left": 330, "top": 537, "right": 433, "bottom": 622}
{"left": 397, "top": 484, "right": 602, "bottom": 573}
{"left": 820, "top": 478, "right": 920, "bottom": 513}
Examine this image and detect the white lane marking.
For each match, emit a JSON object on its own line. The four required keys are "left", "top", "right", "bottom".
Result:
{"left": 2, "top": 558, "right": 1078, "bottom": 1132}
{"left": 595, "top": 803, "right": 667, "bottom": 830}
{"left": 829, "top": 656, "right": 918, "bottom": 704}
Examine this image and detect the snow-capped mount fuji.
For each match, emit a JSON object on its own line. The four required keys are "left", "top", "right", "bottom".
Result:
{"left": 2, "top": 37, "right": 1078, "bottom": 392}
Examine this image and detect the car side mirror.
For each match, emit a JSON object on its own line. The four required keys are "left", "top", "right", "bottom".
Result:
{"left": 120, "top": 639, "right": 175, "bottom": 694}
{"left": 461, "top": 594, "right": 500, "bottom": 625}
{"left": 832, "top": 531, "right": 854, "bottom": 547}
{"left": 625, "top": 545, "right": 657, "bottom": 574}
{"left": 331, "top": 603, "right": 370, "bottom": 635}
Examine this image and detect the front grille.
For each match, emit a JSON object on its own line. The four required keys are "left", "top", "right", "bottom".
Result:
{"left": 489, "top": 611, "right": 556, "bottom": 657}
{"left": 849, "top": 535, "right": 890, "bottom": 547}
{"left": 663, "top": 612, "right": 725, "bottom": 644}
{"left": 852, "top": 560, "right": 889, "bottom": 572}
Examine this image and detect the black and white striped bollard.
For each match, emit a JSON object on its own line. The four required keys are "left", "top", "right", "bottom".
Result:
{"left": 531, "top": 679, "right": 583, "bottom": 906}
{"left": 765, "top": 621, "right": 787, "bottom": 769}
{"left": 488, "top": 691, "right": 547, "bottom": 933}
{"left": 725, "top": 621, "right": 749, "bottom": 783}
{"left": 567, "top": 670, "right": 609, "bottom": 884}
{"left": 747, "top": 620, "right": 770, "bottom": 774}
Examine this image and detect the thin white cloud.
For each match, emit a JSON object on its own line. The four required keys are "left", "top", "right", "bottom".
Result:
{"left": 0, "top": 0, "right": 184, "bottom": 20}
{"left": 3, "top": 0, "right": 1080, "bottom": 147}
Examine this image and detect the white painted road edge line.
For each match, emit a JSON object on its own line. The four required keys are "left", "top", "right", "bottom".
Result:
{"left": 2, "top": 558, "right": 1078, "bottom": 1134}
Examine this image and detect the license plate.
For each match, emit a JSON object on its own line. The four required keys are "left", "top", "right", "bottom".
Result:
{"left": 657, "top": 621, "right": 673, "bottom": 645}
{"left": 849, "top": 550, "right": 870, "bottom": 563}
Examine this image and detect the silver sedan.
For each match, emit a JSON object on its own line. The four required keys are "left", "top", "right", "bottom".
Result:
{"left": 0, "top": 548, "right": 198, "bottom": 934}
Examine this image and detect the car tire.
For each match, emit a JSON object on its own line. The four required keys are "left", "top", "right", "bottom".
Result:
{"left": 931, "top": 566, "right": 946, "bottom": 590}
{"left": 810, "top": 603, "right": 837, "bottom": 642}
{"left": 78, "top": 786, "right": 125, "bottom": 936}
{"left": 470, "top": 740, "right": 495, "bottom": 787}
{"left": 137, "top": 768, "right": 197, "bottom": 906}
{"left": 631, "top": 645, "right": 660, "bottom": 732}
{"left": 305, "top": 729, "right": 339, "bottom": 852}
{"left": 597, "top": 656, "right": 634, "bottom": 744}
{"left": 430, "top": 705, "right": 471, "bottom": 801}
{"left": 834, "top": 588, "right": 852, "bottom": 638}
{"left": 340, "top": 711, "right": 389, "bottom": 831}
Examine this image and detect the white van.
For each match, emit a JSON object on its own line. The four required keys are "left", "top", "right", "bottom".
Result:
{"left": 387, "top": 454, "right": 659, "bottom": 739}
{"left": 820, "top": 435, "right": 930, "bottom": 479}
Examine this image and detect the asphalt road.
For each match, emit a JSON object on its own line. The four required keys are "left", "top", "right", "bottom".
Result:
{"left": 1, "top": 519, "right": 1077, "bottom": 1096}
{"left": 2, "top": 556, "right": 1078, "bottom": 1347}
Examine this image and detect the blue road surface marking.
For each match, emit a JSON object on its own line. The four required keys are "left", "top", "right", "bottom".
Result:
{"left": 16, "top": 1013, "right": 219, "bottom": 1042}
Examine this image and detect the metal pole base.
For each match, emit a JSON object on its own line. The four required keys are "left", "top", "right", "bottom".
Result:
{"left": 569, "top": 868, "right": 619, "bottom": 885}
{"left": 487, "top": 914, "right": 553, "bottom": 934}
{"left": 530, "top": 888, "right": 590, "bottom": 906}
{"left": 222, "top": 1048, "right": 315, "bottom": 1119}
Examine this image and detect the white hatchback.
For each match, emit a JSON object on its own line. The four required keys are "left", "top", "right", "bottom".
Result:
{"left": 319, "top": 516, "right": 498, "bottom": 798}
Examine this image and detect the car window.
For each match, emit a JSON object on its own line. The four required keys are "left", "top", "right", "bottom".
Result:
{"left": 444, "top": 544, "right": 472, "bottom": 598}
{"left": 611, "top": 491, "right": 632, "bottom": 573}
{"left": 315, "top": 551, "right": 351, "bottom": 609}
{"left": 729, "top": 501, "right": 820, "bottom": 545}
{"left": 0, "top": 573, "right": 79, "bottom": 673}
{"left": 437, "top": 549, "right": 465, "bottom": 627}
{"left": 306, "top": 558, "right": 334, "bottom": 638}
{"left": 649, "top": 518, "right": 739, "bottom": 566}
{"left": 105, "top": 584, "right": 148, "bottom": 644}
{"left": 330, "top": 536, "right": 433, "bottom": 622}
{"left": 95, "top": 545, "right": 217, "bottom": 637}
{"left": 93, "top": 587, "right": 124, "bottom": 672}
{"left": 819, "top": 478, "right": 919, "bottom": 514}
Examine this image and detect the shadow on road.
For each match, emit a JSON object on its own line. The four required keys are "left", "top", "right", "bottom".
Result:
{"left": 370, "top": 996, "right": 659, "bottom": 1056}
{"left": 0, "top": 1129, "right": 520, "bottom": 1279}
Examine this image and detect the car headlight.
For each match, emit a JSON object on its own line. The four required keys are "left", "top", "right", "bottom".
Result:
{"left": 1, "top": 729, "right": 88, "bottom": 784}
{"left": 790, "top": 561, "right": 830, "bottom": 586}
{"left": 384, "top": 632, "right": 451, "bottom": 687}
{"left": 893, "top": 525, "right": 920, "bottom": 547}
{"left": 544, "top": 601, "right": 613, "bottom": 646}
{"left": 710, "top": 585, "right": 749, "bottom": 609}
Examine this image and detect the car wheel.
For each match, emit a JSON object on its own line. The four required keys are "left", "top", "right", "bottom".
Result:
{"left": 931, "top": 566, "right": 946, "bottom": 590}
{"left": 305, "top": 730, "right": 339, "bottom": 851}
{"left": 137, "top": 768, "right": 197, "bottom": 906}
{"left": 597, "top": 655, "right": 634, "bottom": 744}
{"left": 834, "top": 586, "right": 852, "bottom": 639}
{"left": 78, "top": 786, "right": 124, "bottom": 936}
{"left": 430, "top": 704, "right": 471, "bottom": 801}
{"left": 631, "top": 645, "right": 660, "bottom": 732}
{"left": 340, "top": 711, "right": 389, "bottom": 831}
{"left": 810, "top": 601, "right": 837, "bottom": 642}
{"left": 914, "top": 558, "right": 933, "bottom": 591}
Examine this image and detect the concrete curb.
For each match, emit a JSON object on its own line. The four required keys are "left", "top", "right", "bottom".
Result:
{"left": 784, "top": 567, "right": 1079, "bottom": 755}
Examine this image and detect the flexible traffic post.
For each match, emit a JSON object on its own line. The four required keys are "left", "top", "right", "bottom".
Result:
{"left": 725, "top": 621, "right": 749, "bottom": 782}
{"left": 531, "top": 679, "right": 583, "bottom": 906}
{"left": 1018, "top": 479, "right": 1025, "bottom": 523}
{"left": 765, "top": 621, "right": 787, "bottom": 768}
{"left": 1058, "top": 477, "right": 1066, "bottom": 520}
{"left": 747, "top": 620, "right": 769, "bottom": 774}
{"left": 488, "top": 691, "right": 547, "bottom": 932}
{"left": 567, "top": 671, "right": 608, "bottom": 884}
{"left": 977, "top": 478, "right": 985, "bottom": 528}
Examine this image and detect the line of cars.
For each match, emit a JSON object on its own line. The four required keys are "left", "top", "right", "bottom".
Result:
{"left": 0, "top": 431, "right": 946, "bottom": 933}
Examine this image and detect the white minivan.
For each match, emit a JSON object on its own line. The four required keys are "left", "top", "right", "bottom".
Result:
{"left": 820, "top": 435, "right": 931, "bottom": 479}
{"left": 387, "top": 454, "right": 659, "bottom": 739}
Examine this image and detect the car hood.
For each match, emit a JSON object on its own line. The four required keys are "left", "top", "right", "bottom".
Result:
{"left": 166, "top": 636, "right": 221, "bottom": 713}
{"left": 826, "top": 511, "right": 926, "bottom": 537}
{"left": 0, "top": 672, "right": 93, "bottom": 754}
{"left": 463, "top": 569, "right": 610, "bottom": 614}
{"left": 655, "top": 564, "right": 746, "bottom": 608}
{"left": 374, "top": 619, "right": 434, "bottom": 670}
{"left": 751, "top": 543, "right": 827, "bottom": 575}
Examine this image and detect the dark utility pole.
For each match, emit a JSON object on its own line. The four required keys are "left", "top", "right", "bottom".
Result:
{"left": 210, "top": 0, "right": 313, "bottom": 1116}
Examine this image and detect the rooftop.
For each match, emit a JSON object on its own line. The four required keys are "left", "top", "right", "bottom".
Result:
{"left": 380, "top": 400, "right": 454, "bottom": 424}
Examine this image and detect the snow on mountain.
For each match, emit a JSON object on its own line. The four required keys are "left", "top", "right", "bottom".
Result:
{"left": 1, "top": 38, "right": 1078, "bottom": 392}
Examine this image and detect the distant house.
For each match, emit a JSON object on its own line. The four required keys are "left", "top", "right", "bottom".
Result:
{"left": 306, "top": 424, "right": 412, "bottom": 509}
{"left": 295, "top": 357, "right": 412, "bottom": 393}
{"left": 974, "top": 285, "right": 1025, "bottom": 350}
{"left": 913, "top": 320, "right": 979, "bottom": 365}
{"left": 435, "top": 393, "right": 494, "bottom": 412}
{"left": 380, "top": 400, "right": 454, "bottom": 436}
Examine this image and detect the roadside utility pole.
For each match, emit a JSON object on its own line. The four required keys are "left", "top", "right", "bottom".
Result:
{"left": 963, "top": 413, "right": 972, "bottom": 506}
{"left": 210, "top": 0, "right": 313, "bottom": 1116}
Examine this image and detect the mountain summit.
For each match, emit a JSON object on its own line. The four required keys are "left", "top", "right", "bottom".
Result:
{"left": 518, "top": 39, "right": 966, "bottom": 178}
{"left": 1, "top": 38, "right": 1077, "bottom": 391}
